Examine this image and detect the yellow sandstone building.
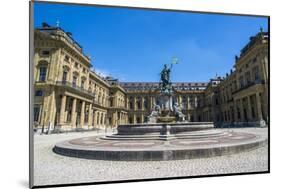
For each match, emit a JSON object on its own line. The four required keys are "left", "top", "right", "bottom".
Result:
{"left": 33, "top": 23, "right": 268, "bottom": 133}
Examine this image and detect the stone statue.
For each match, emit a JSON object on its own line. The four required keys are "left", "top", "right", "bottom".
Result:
{"left": 147, "top": 103, "right": 161, "bottom": 123}
{"left": 173, "top": 102, "right": 185, "bottom": 121}
{"left": 160, "top": 64, "right": 172, "bottom": 93}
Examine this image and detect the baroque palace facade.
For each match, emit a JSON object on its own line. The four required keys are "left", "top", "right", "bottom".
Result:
{"left": 33, "top": 23, "right": 268, "bottom": 132}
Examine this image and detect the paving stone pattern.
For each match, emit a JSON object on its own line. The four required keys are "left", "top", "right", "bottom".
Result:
{"left": 33, "top": 128, "right": 268, "bottom": 186}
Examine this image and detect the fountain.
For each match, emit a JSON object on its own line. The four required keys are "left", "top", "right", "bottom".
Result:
{"left": 112, "top": 62, "right": 213, "bottom": 138}
{"left": 53, "top": 61, "right": 267, "bottom": 161}
{"left": 149, "top": 62, "right": 185, "bottom": 123}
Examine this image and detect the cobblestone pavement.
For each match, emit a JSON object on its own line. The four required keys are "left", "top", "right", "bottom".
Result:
{"left": 33, "top": 128, "right": 268, "bottom": 186}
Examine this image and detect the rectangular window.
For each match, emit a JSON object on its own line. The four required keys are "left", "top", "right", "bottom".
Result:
{"left": 253, "top": 57, "right": 257, "bottom": 64}
{"left": 72, "top": 76, "right": 77, "bottom": 86}
{"left": 39, "top": 67, "right": 47, "bottom": 81}
{"left": 41, "top": 50, "right": 50, "bottom": 56}
{"left": 239, "top": 76, "right": 244, "bottom": 88}
{"left": 81, "top": 80, "right": 85, "bottom": 89}
{"left": 35, "top": 90, "right": 43, "bottom": 97}
{"left": 253, "top": 66, "right": 260, "bottom": 82}
{"left": 237, "top": 107, "right": 241, "bottom": 119}
{"left": 75, "top": 62, "right": 79, "bottom": 68}
{"left": 34, "top": 106, "right": 41, "bottom": 122}
{"left": 62, "top": 71, "right": 68, "bottom": 82}
{"left": 245, "top": 71, "right": 251, "bottom": 85}
{"left": 129, "top": 117, "right": 133, "bottom": 124}
{"left": 215, "top": 98, "right": 219, "bottom": 105}
{"left": 233, "top": 81, "right": 237, "bottom": 91}
{"left": 64, "top": 55, "right": 70, "bottom": 62}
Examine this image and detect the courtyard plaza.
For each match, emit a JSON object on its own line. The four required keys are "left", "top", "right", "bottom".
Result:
{"left": 33, "top": 127, "right": 268, "bottom": 186}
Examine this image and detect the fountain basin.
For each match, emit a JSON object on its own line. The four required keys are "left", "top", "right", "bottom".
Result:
{"left": 117, "top": 122, "right": 214, "bottom": 135}
{"left": 157, "top": 116, "right": 176, "bottom": 123}
{"left": 53, "top": 129, "right": 267, "bottom": 161}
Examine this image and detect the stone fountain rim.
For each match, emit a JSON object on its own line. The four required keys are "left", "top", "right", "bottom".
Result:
{"left": 118, "top": 122, "right": 214, "bottom": 127}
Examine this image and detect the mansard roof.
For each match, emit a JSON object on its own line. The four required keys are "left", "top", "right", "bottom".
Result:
{"left": 35, "top": 23, "right": 91, "bottom": 63}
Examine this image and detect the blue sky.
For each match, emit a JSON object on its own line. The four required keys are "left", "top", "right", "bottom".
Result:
{"left": 34, "top": 2, "right": 268, "bottom": 82}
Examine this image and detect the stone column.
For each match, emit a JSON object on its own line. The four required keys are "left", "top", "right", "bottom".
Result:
{"left": 133, "top": 114, "right": 136, "bottom": 124}
{"left": 141, "top": 97, "right": 144, "bottom": 110}
{"left": 233, "top": 100, "right": 238, "bottom": 122}
{"left": 94, "top": 111, "right": 98, "bottom": 127}
{"left": 239, "top": 99, "right": 245, "bottom": 122}
{"left": 69, "top": 70, "right": 73, "bottom": 83}
{"left": 179, "top": 95, "right": 182, "bottom": 106}
{"left": 119, "top": 113, "right": 121, "bottom": 125}
{"left": 256, "top": 93, "right": 263, "bottom": 120}
{"left": 96, "top": 112, "right": 99, "bottom": 127}
{"left": 256, "top": 93, "right": 266, "bottom": 127}
{"left": 102, "top": 112, "right": 104, "bottom": 126}
{"left": 194, "top": 96, "right": 198, "bottom": 121}
{"left": 134, "top": 97, "right": 137, "bottom": 111}
{"left": 88, "top": 103, "right": 93, "bottom": 127}
{"left": 71, "top": 98, "right": 77, "bottom": 128}
{"left": 59, "top": 95, "right": 66, "bottom": 125}
{"left": 102, "top": 113, "right": 105, "bottom": 126}
{"left": 152, "top": 96, "right": 155, "bottom": 107}
{"left": 64, "top": 98, "right": 69, "bottom": 123}
{"left": 150, "top": 96, "right": 153, "bottom": 110}
{"left": 113, "top": 112, "right": 117, "bottom": 127}
{"left": 187, "top": 96, "right": 190, "bottom": 110}
{"left": 141, "top": 114, "right": 144, "bottom": 123}
{"left": 38, "top": 104, "right": 43, "bottom": 126}
{"left": 247, "top": 96, "right": 252, "bottom": 121}
{"left": 262, "top": 55, "right": 268, "bottom": 82}
{"left": 80, "top": 101, "right": 85, "bottom": 127}
{"left": 119, "top": 112, "right": 122, "bottom": 125}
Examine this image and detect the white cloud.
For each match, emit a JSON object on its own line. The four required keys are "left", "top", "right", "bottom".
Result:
{"left": 92, "top": 68, "right": 111, "bottom": 78}
{"left": 91, "top": 67, "right": 127, "bottom": 81}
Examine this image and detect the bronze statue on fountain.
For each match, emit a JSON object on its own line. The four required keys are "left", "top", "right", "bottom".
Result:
{"left": 147, "top": 59, "right": 186, "bottom": 123}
